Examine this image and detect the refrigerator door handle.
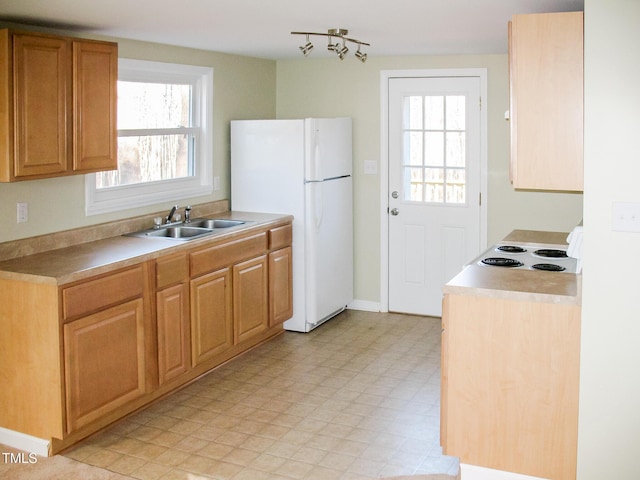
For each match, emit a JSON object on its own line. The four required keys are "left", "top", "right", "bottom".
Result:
{"left": 314, "top": 182, "right": 324, "bottom": 229}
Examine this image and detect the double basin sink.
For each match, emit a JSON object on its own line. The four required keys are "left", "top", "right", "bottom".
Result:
{"left": 126, "top": 218, "right": 250, "bottom": 242}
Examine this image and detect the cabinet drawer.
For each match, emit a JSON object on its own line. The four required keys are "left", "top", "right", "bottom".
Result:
{"left": 62, "top": 265, "right": 145, "bottom": 320}
{"left": 156, "top": 252, "right": 189, "bottom": 289}
{"left": 190, "top": 232, "right": 267, "bottom": 278}
{"left": 269, "top": 224, "right": 292, "bottom": 250}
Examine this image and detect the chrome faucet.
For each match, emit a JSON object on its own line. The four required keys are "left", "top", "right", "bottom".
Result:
{"left": 165, "top": 205, "right": 178, "bottom": 224}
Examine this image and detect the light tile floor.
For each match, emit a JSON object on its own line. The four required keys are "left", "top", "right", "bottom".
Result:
{"left": 63, "top": 310, "right": 460, "bottom": 479}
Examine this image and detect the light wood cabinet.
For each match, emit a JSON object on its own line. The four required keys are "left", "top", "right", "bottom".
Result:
{"left": 234, "top": 255, "right": 269, "bottom": 343}
{"left": 441, "top": 293, "right": 580, "bottom": 480}
{"left": 0, "top": 29, "right": 117, "bottom": 182}
{"left": 0, "top": 217, "right": 293, "bottom": 454}
{"left": 61, "top": 264, "right": 152, "bottom": 434}
{"left": 156, "top": 253, "right": 191, "bottom": 384}
{"left": 63, "top": 299, "right": 147, "bottom": 432}
{"left": 190, "top": 268, "right": 233, "bottom": 365}
{"left": 269, "top": 246, "right": 293, "bottom": 326}
{"left": 508, "top": 12, "right": 583, "bottom": 191}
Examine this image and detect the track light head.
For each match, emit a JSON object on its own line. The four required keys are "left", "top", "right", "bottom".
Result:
{"left": 355, "top": 48, "right": 367, "bottom": 63}
{"left": 299, "top": 35, "right": 314, "bottom": 55}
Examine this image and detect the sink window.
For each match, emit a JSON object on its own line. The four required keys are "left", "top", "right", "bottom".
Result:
{"left": 85, "top": 59, "right": 213, "bottom": 215}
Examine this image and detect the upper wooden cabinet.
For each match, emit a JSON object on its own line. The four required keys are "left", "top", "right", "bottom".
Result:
{"left": 0, "top": 29, "right": 117, "bottom": 182}
{"left": 509, "top": 12, "right": 584, "bottom": 192}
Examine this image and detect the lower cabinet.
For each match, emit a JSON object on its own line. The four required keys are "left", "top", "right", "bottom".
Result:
{"left": 0, "top": 218, "right": 293, "bottom": 454}
{"left": 61, "top": 263, "right": 152, "bottom": 434}
{"left": 157, "top": 283, "right": 190, "bottom": 384}
{"left": 63, "top": 299, "right": 148, "bottom": 432}
{"left": 156, "top": 252, "right": 191, "bottom": 384}
{"left": 269, "top": 246, "right": 293, "bottom": 326}
{"left": 190, "top": 268, "right": 233, "bottom": 365}
{"left": 441, "top": 293, "right": 581, "bottom": 480}
{"left": 234, "top": 255, "right": 269, "bottom": 343}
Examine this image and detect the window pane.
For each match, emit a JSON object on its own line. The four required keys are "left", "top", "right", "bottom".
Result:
{"left": 446, "top": 95, "right": 465, "bottom": 130}
{"left": 404, "top": 132, "right": 423, "bottom": 166}
{"left": 118, "top": 81, "right": 192, "bottom": 129}
{"left": 97, "top": 134, "right": 192, "bottom": 187}
{"left": 425, "top": 132, "right": 444, "bottom": 167}
{"left": 446, "top": 132, "right": 466, "bottom": 167}
{"left": 425, "top": 96, "right": 444, "bottom": 130}
{"left": 403, "top": 167, "right": 423, "bottom": 201}
{"left": 446, "top": 169, "right": 466, "bottom": 204}
{"left": 405, "top": 96, "right": 423, "bottom": 130}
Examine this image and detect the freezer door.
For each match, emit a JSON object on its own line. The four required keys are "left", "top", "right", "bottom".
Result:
{"left": 304, "top": 176, "right": 353, "bottom": 326}
{"left": 305, "top": 118, "right": 352, "bottom": 182}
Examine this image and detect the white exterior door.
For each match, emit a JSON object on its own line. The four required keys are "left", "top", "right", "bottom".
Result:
{"left": 388, "top": 76, "right": 483, "bottom": 316}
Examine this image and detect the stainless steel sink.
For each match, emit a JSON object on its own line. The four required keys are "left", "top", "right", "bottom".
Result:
{"left": 125, "top": 218, "right": 250, "bottom": 241}
{"left": 127, "top": 226, "right": 214, "bottom": 241}
{"left": 188, "top": 219, "right": 246, "bottom": 229}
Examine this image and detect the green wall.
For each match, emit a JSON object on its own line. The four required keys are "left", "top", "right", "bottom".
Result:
{"left": 0, "top": 23, "right": 277, "bottom": 242}
{"left": 276, "top": 55, "right": 583, "bottom": 304}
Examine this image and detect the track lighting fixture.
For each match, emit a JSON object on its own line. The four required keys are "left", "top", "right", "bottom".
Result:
{"left": 355, "top": 45, "right": 367, "bottom": 63}
{"left": 299, "top": 34, "right": 314, "bottom": 56}
{"left": 291, "top": 28, "right": 370, "bottom": 62}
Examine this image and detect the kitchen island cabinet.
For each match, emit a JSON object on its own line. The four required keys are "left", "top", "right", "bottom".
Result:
{"left": 0, "top": 211, "right": 292, "bottom": 455}
{"left": 441, "top": 231, "right": 581, "bottom": 480}
{"left": 0, "top": 29, "right": 117, "bottom": 181}
{"left": 509, "top": 12, "right": 583, "bottom": 191}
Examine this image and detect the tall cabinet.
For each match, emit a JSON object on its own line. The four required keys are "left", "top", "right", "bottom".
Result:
{"left": 509, "top": 12, "right": 584, "bottom": 191}
{"left": 0, "top": 29, "right": 117, "bottom": 182}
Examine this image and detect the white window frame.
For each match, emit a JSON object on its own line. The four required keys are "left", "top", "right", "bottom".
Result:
{"left": 85, "top": 58, "right": 214, "bottom": 216}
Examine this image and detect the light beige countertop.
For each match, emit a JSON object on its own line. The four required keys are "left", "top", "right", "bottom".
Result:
{"left": 0, "top": 211, "right": 293, "bottom": 286}
{"left": 443, "top": 229, "right": 581, "bottom": 305}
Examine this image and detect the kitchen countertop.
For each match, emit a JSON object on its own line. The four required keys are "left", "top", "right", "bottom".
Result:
{"left": 443, "top": 229, "right": 581, "bottom": 305}
{"left": 0, "top": 211, "right": 293, "bottom": 286}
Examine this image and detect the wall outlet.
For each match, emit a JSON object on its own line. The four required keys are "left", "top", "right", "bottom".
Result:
{"left": 17, "top": 202, "right": 28, "bottom": 223}
{"left": 612, "top": 202, "right": 640, "bottom": 232}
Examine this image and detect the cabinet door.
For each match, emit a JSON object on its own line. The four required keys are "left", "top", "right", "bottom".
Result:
{"left": 72, "top": 40, "right": 117, "bottom": 172}
{"left": 64, "top": 298, "right": 147, "bottom": 433}
{"left": 269, "top": 247, "right": 293, "bottom": 326}
{"left": 190, "top": 268, "right": 233, "bottom": 365}
{"left": 509, "top": 12, "right": 583, "bottom": 191}
{"left": 157, "top": 283, "right": 190, "bottom": 384}
{"left": 13, "top": 33, "right": 70, "bottom": 178}
{"left": 234, "top": 255, "right": 268, "bottom": 343}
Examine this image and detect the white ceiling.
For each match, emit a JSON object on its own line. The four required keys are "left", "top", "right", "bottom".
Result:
{"left": 0, "top": 0, "right": 583, "bottom": 60}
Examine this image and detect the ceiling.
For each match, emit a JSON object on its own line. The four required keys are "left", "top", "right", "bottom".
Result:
{"left": 0, "top": 0, "right": 583, "bottom": 60}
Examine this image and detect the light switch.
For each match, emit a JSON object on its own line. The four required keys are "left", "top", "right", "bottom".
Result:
{"left": 612, "top": 202, "right": 640, "bottom": 232}
{"left": 364, "top": 160, "right": 377, "bottom": 175}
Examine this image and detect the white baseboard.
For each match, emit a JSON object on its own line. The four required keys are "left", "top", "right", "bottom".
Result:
{"left": 347, "top": 299, "right": 381, "bottom": 312}
{"left": 0, "top": 427, "right": 50, "bottom": 457}
{"left": 461, "top": 464, "right": 549, "bottom": 480}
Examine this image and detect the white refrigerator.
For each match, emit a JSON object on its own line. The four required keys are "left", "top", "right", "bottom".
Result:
{"left": 231, "top": 118, "right": 353, "bottom": 333}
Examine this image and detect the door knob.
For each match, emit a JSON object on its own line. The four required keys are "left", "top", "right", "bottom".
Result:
{"left": 390, "top": 208, "right": 399, "bottom": 216}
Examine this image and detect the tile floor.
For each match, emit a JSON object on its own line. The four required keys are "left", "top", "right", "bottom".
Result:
{"left": 63, "top": 310, "right": 460, "bottom": 479}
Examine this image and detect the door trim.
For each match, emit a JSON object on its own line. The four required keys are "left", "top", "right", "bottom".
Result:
{"left": 380, "top": 68, "right": 488, "bottom": 313}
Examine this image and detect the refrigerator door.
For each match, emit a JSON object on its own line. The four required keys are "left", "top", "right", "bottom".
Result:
{"left": 305, "top": 118, "right": 352, "bottom": 182}
{"left": 304, "top": 176, "right": 353, "bottom": 328}
{"left": 231, "top": 119, "right": 305, "bottom": 215}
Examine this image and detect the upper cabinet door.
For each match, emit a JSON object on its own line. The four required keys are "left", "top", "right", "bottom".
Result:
{"left": 72, "top": 40, "right": 118, "bottom": 173}
{"left": 13, "top": 33, "right": 70, "bottom": 178}
{"left": 0, "top": 29, "right": 118, "bottom": 182}
{"left": 509, "top": 12, "right": 584, "bottom": 192}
